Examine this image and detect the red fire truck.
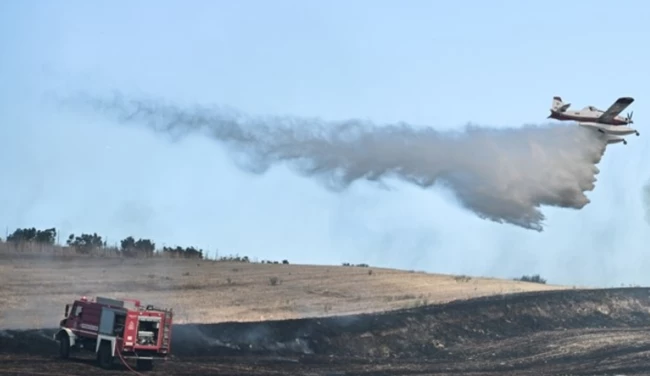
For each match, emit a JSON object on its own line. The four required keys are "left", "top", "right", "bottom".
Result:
{"left": 52, "top": 296, "right": 173, "bottom": 371}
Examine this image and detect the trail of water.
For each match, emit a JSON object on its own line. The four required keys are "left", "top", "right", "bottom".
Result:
{"left": 58, "top": 92, "right": 609, "bottom": 231}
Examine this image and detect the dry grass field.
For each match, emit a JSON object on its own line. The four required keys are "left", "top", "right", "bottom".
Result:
{"left": 0, "top": 242, "right": 567, "bottom": 329}
{"left": 5, "top": 242, "right": 650, "bottom": 375}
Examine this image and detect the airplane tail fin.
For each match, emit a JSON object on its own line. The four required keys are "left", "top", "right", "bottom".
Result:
{"left": 551, "top": 96, "right": 570, "bottom": 113}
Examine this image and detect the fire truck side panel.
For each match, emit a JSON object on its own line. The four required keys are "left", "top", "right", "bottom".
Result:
{"left": 96, "top": 307, "right": 129, "bottom": 354}
{"left": 123, "top": 312, "right": 139, "bottom": 348}
{"left": 72, "top": 301, "right": 102, "bottom": 339}
{"left": 98, "top": 308, "right": 115, "bottom": 335}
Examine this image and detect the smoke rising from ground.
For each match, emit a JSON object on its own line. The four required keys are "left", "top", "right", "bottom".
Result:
{"left": 58, "top": 92, "right": 609, "bottom": 232}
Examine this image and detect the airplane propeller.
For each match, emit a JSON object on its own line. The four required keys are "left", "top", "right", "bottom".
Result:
{"left": 626, "top": 111, "right": 634, "bottom": 123}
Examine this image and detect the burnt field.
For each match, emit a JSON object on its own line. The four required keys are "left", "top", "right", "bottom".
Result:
{"left": 3, "top": 288, "right": 650, "bottom": 375}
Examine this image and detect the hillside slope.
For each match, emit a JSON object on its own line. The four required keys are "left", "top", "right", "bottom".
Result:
{"left": 171, "top": 287, "right": 650, "bottom": 359}
{"left": 3, "top": 288, "right": 650, "bottom": 375}
{"left": 0, "top": 255, "right": 565, "bottom": 329}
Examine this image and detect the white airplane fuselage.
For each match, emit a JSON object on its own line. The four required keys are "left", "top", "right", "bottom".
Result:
{"left": 549, "top": 108, "right": 632, "bottom": 126}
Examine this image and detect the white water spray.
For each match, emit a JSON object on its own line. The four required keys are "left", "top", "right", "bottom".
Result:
{"left": 58, "top": 92, "right": 609, "bottom": 232}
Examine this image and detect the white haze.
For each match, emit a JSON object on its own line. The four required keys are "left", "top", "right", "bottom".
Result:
{"left": 57, "top": 91, "right": 610, "bottom": 232}
{"left": 644, "top": 181, "right": 650, "bottom": 224}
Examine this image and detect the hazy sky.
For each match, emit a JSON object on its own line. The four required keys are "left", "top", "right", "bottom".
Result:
{"left": 2, "top": 0, "right": 649, "bottom": 287}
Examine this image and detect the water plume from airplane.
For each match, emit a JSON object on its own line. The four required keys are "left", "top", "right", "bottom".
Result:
{"left": 643, "top": 181, "right": 650, "bottom": 225}
{"left": 57, "top": 91, "right": 610, "bottom": 232}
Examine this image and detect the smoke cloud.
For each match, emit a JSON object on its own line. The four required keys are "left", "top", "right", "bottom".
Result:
{"left": 57, "top": 91, "right": 610, "bottom": 232}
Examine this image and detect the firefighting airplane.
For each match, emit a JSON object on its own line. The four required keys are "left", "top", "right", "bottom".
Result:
{"left": 548, "top": 96, "right": 639, "bottom": 145}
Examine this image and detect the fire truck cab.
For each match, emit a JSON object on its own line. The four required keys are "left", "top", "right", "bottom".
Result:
{"left": 53, "top": 296, "right": 173, "bottom": 371}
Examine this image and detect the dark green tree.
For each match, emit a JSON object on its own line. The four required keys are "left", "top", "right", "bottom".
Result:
{"left": 162, "top": 245, "right": 203, "bottom": 259}
{"left": 135, "top": 238, "right": 155, "bottom": 258}
{"left": 7, "top": 227, "right": 57, "bottom": 245}
{"left": 66, "top": 233, "right": 104, "bottom": 254}
{"left": 120, "top": 236, "right": 156, "bottom": 257}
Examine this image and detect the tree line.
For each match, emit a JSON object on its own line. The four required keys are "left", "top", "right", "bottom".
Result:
{"left": 1, "top": 227, "right": 218, "bottom": 260}
{"left": 1, "top": 227, "right": 290, "bottom": 264}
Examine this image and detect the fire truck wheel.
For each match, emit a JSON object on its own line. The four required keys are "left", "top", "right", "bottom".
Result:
{"left": 96, "top": 342, "right": 113, "bottom": 370}
{"left": 136, "top": 359, "right": 153, "bottom": 371}
{"left": 58, "top": 334, "right": 70, "bottom": 359}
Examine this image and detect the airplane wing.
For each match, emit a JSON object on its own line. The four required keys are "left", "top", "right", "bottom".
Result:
{"left": 598, "top": 97, "right": 634, "bottom": 123}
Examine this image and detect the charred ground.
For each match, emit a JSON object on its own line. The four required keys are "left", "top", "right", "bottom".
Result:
{"left": 3, "top": 287, "right": 650, "bottom": 375}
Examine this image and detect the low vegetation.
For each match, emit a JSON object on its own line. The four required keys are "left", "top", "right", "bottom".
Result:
{"left": 2, "top": 227, "right": 554, "bottom": 291}
{"left": 342, "top": 262, "right": 370, "bottom": 267}
{"left": 0, "top": 227, "right": 288, "bottom": 264}
{"left": 514, "top": 274, "right": 547, "bottom": 284}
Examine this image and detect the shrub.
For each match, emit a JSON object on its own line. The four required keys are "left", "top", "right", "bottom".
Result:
{"left": 514, "top": 274, "right": 547, "bottom": 284}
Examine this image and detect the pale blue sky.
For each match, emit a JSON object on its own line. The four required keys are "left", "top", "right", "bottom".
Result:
{"left": 1, "top": 0, "right": 649, "bottom": 287}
